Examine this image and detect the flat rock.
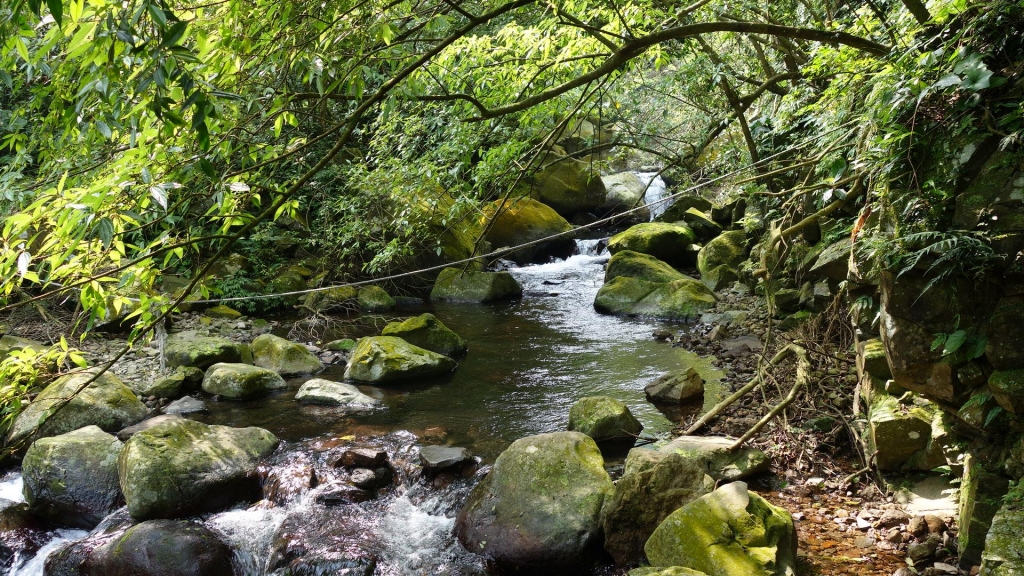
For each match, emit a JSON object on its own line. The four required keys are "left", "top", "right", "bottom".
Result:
{"left": 295, "top": 378, "right": 379, "bottom": 407}
{"left": 419, "top": 445, "right": 474, "bottom": 475}
{"left": 117, "top": 414, "right": 184, "bottom": 440}
{"left": 658, "top": 436, "right": 769, "bottom": 481}
{"left": 162, "top": 396, "right": 208, "bottom": 414}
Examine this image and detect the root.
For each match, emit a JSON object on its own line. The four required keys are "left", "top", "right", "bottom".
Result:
{"left": 729, "top": 344, "right": 810, "bottom": 450}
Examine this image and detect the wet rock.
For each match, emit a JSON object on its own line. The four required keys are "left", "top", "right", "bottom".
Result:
{"left": 381, "top": 313, "right": 467, "bottom": 357}
{"left": 268, "top": 505, "right": 377, "bottom": 576}
{"left": 118, "top": 418, "right": 278, "bottom": 519}
{"left": 645, "top": 481, "right": 796, "bottom": 576}
{"left": 162, "top": 396, "right": 208, "bottom": 414}
{"left": 430, "top": 267, "right": 522, "bottom": 303}
{"left": 419, "top": 445, "right": 474, "bottom": 475}
{"left": 201, "top": 362, "right": 286, "bottom": 399}
{"left": 455, "top": 431, "right": 614, "bottom": 574}
{"left": 252, "top": 334, "right": 324, "bottom": 377}
{"left": 0, "top": 503, "right": 49, "bottom": 573}
{"left": 604, "top": 250, "right": 689, "bottom": 284}
{"left": 696, "top": 230, "right": 746, "bottom": 278}
{"left": 22, "top": 426, "right": 123, "bottom": 529}
{"left": 343, "top": 336, "right": 457, "bottom": 384}
{"left": 658, "top": 436, "right": 769, "bottom": 481}
{"left": 600, "top": 172, "right": 651, "bottom": 222}
{"left": 608, "top": 223, "right": 697, "bottom": 267}
{"left": 164, "top": 331, "right": 247, "bottom": 369}
{"left": 349, "top": 467, "right": 391, "bottom": 490}
{"left": 295, "top": 378, "right": 379, "bottom": 407}
{"left": 595, "top": 276, "right": 717, "bottom": 321}
{"left": 482, "top": 198, "right": 575, "bottom": 265}
{"left": 315, "top": 483, "right": 374, "bottom": 505}
{"left": 334, "top": 448, "right": 388, "bottom": 468}
{"left": 6, "top": 369, "right": 148, "bottom": 448}
{"left": 568, "top": 396, "right": 643, "bottom": 443}
{"left": 701, "top": 264, "right": 738, "bottom": 292}
{"left": 117, "top": 414, "right": 183, "bottom": 440}
{"left": 87, "top": 519, "right": 236, "bottom": 576}
{"left": 601, "top": 447, "right": 715, "bottom": 564}
{"left": 357, "top": 286, "right": 395, "bottom": 312}
{"left": 645, "top": 367, "right": 704, "bottom": 404}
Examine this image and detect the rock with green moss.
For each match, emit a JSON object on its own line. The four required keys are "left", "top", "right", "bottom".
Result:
{"left": 344, "top": 336, "right": 456, "bottom": 384}
{"left": 304, "top": 286, "right": 358, "bottom": 312}
{"left": 118, "top": 418, "right": 278, "bottom": 519}
{"left": 86, "top": 519, "right": 236, "bottom": 576}
{"left": 203, "top": 304, "right": 242, "bottom": 319}
{"left": 429, "top": 268, "right": 523, "bottom": 303}
{"left": 455, "top": 431, "right": 614, "bottom": 574}
{"left": 865, "top": 394, "right": 934, "bottom": 470}
{"left": 595, "top": 277, "right": 716, "bottom": 321}
{"left": 777, "top": 311, "right": 813, "bottom": 331}
{"left": 986, "top": 295, "right": 1024, "bottom": 370}
{"left": 644, "top": 481, "right": 796, "bottom": 576}
{"left": 701, "top": 264, "right": 738, "bottom": 292}
{"left": 658, "top": 436, "right": 768, "bottom": 481}
{"left": 608, "top": 223, "right": 697, "bottom": 266}
{"left": 808, "top": 238, "right": 851, "bottom": 281}
{"left": 979, "top": 481, "right": 1024, "bottom": 575}
{"left": 602, "top": 447, "right": 715, "bottom": 564}
{"left": 201, "top": 362, "right": 287, "bottom": 399}
{"left": 645, "top": 367, "right": 705, "bottom": 404}
{"left": 483, "top": 198, "right": 575, "bottom": 265}
{"left": 382, "top": 313, "right": 467, "bottom": 357}
{"left": 22, "top": 426, "right": 123, "bottom": 529}
{"left": 325, "top": 338, "right": 358, "bottom": 352}
{"left": 0, "top": 335, "right": 45, "bottom": 361}
{"left": 6, "top": 369, "right": 148, "bottom": 448}
{"left": 133, "top": 372, "right": 184, "bottom": 399}
{"left": 605, "top": 251, "right": 688, "bottom": 284}
{"left": 679, "top": 207, "right": 723, "bottom": 242}
{"left": 960, "top": 454, "right": 1012, "bottom": 566}
{"left": 629, "top": 568, "right": 709, "bottom": 576}
{"left": 527, "top": 152, "right": 607, "bottom": 216}
{"left": 295, "top": 378, "right": 380, "bottom": 407}
{"left": 858, "top": 338, "right": 891, "bottom": 380}
{"left": 697, "top": 231, "right": 747, "bottom": 278}
{"left": 357, "top": 285, "right": 395, "bottom": 312}
{"left": 252, "top": 333, "right": 324, "bottom": 376}
{"left": 601, "top": 172, "right": 651, "bottom": 221}
{"left": 989, "top": 369, "right": 1024, "bottom": 413}
{"left": 657, "top": 196, "right": 715, "bottom": 223}
{"left": 164, "top": 331, "right": 246, "bottom": 369}
{"left": 568, "top": 396, "right": 643, "bottom": 442}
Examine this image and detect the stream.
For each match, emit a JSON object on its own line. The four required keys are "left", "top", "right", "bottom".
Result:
{"left": 5, "top": 175, "right": 713, "bottom": 576}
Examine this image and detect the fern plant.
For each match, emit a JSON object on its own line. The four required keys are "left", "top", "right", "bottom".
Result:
{"left": 892, "top": 230, "right": 1004, "bottom": 294}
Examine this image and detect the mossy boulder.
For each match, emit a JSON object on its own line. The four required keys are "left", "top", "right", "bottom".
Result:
{"left": 605, "top": 251, "right": 688, "bottom": 284}
{"left": 324, "top": 338, "right": 358, "bottom": 352}
{"left": 979, "top": 482, "right": 1024, "bottom": 575}
{"left": 644, "top": 481, "right": 796, "bottom": 576}
{"left": 86, "top": 519, "right": 236, "bottom": 576}
{"left": 118, "top": 418, "right": 278, "bottom": 520}
{"left": 679, "top": 208, "right": 723, "bottom": 242}
{"left": 382, "top": 313, "right": 467, "bottom": 357}
{"left": 304, "top": 286, "right": 358, "bottom": 313}
{"left": 656, "top": 196, "right": 715, "bottom": 223}
{"left": 252, "top": 334, "right": 324, "bottom": 376}
{"left": 429, "top": 267, "right": 523, "bottom": 303}
{"left": 163, "top": 331, "right": 246, "bottom": 369}
{"left": 701, "top": 264, "right": 739, "bottom": 292}
{"left": 201, "top": 362, "right": 287, "bottom": 399}
{"left": 455, "top": 431, "right": 614, "bottom": 574}
{"left": 526, "top": 153, "right": 607, "bottom": 216}
{"left": 132, "top": 372, "right": 184, "bottom": 399}
{"left": 808, "top": 238, "right": 851, "bottom": 281}
{"left": 567, "top": 396, "right": 643, "bottom": 442}
{"left": 295, "top": 378, "right": 380, "bottom": 407}
{"left": 22, "top": 426, "right": 123, "bottom": 529}
{"left": 697, "top": 231, "right": 747, "bottom": 278}
{"left": 0, "top": 335, "right": 45, "bottom": 361}
{"left": 865, "top": 395, "right": 934, "bottom": 470}
{"left": 601, "top": 172, "right": 650, "bottom": 221}
{"left": 343, "top": 336, "right": 457, "bottom": 384}
{"left": 989, "top": 369, "right": 1024, "bottom": 414}
{"left": 595, "top": 277, "right": 717, "bottom": 321}
{"left": 645, "top": 367, "right": 705, "bottom": 404}
{"left": 203, "top": 304, "right": 242, "bottom": 319}
{"left": 608, "top": 223, "right": 697, "bottom": 266}
{"left": 630, "top": 568, "right": 708, "bottom": 576}
{"left": 357, "top": 285, "right": 395, "bottom": 312}
{"left": 6, "top": 369, "right": 148, "bottom": 448}
{"left": 483, "top": 198, "right": 575, "bottom": 265}
{"left": 602, "top": 448, "right": 715, "bottom": 564}
{"left": 658, "top": 436, "right": 769, "bottom": 481}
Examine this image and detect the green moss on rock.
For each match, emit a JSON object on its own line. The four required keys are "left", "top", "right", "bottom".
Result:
{"left": 430, "top": 267, "right": 522, "bottom": 303}
{"left": 697, "top": 231, "right": 747, "bottom": 278}
{"left": 201, "top": 362, "right": 287, "bottom": 399}
{"left": 605, "top": 251, "right": 688, "bottom": 284}
{"left": 357, "top": 285, "right": 396, "bottom": 312}
{"left": 595, "top": 276, "right": 716, "bottom": 321}
{"left": 567, "top": 396, "right": 643, "bottom": 442}
{"left": 608, "top": 223, "right": 697, "bottom": 266}
{"left": 251, "top": 334, "right": 324, "bottom": 376}
{"left": 382, "top": 313, "right": 467, "bottom": 357}
{"left": 343, "top": 336, "right": 457, "bottom": 383}
{"left": 163, "top": 331, "right": 245, "bottom": 369}
{"left": 483, "top": 198, "right": 575, "bottom": 265}
{"left": 989, "top": 369, "right": 1024, "bottom": 413}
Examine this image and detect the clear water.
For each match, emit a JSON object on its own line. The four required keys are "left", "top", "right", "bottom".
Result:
{"left": 636, "top": 172, "right": 668, "bottom": 220}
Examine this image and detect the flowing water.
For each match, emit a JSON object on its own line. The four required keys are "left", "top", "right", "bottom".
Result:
{"left": 6, "top": 228, "right": 707, "bottom": 575}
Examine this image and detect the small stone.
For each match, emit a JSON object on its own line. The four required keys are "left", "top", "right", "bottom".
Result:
{"left": 887, "top": 528, "right": 904, "bottom": 544}
{"left": 909, "top": 515, "right": 927, "bottom": 537}
{"left": 855, "top": 536, "right": 876, "bottom": 549}
{"left": 932, "top": 562, "right": 957, "bottom": 574}
{"left": 349, "top": 467, "right": 391, "bottom": 490}
{"left": 335, "top": 448, "right": 387, "bottom": 468}
{"left": 419, "top": 445, "right": 474, "bottom": 475}
{"left": 923, "top": 514, "right": 946, "bottom": 534}
{"left": 163, "top": 396, "right": 208, "bottom": 414}
{"left": 857, "top": 517, "right": 872, "bottom": 530}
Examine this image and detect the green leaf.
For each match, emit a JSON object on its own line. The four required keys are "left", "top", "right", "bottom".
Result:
{"left": 930, "top": 333, "right": 947, "bottom": 352}
{"left": 95, "top": 121, "right": 112, "bottom": 139}
{"left": 46, "top": 0, "right": 62, "bottom": 26}
{"left": 985, "top": 406, "right": 1003, "bottom": 427}
{"left": 943, "top": 330, "right": 967, "bottom": 355}
{"left": 961, "top": 66, "right": 993, "bottom": 91}
{"left": 199, "top": 158, "right": 216, "bottom": 178}
{"left": 147, "top": 2, "right": 168, "bottom": 27}
{"left": 829, "top": 157, "right": 847, "bottom": 182}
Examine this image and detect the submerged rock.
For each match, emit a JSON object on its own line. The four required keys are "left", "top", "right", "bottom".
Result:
{"left": 429, "top": 267, "right": 523, "bottom": 303}
{"left": 295, "top": 378, "right": 379, "bottom": 407}
{"left": 567, "top": 396, "right": 643, "bottom": 442}
{"left": 6, "top": 369, "right": 148, "bottom": 448}
{"left": 162, "top": 396, "right": 208, "bottom": 414}
{"left": 252, "top": 333, "right": 325, "bottom": 376}
{"left": 163, "top": 331, "right": 247, "bottom": 369}
{"left": 118, "top": 418, "right": 278, "bottom": 519}
{"left": 344, "top": 336, "right": 457, "bottom": 384}
{"left": 201, "top": 362, "right": 287, "bottom": 399}
{"left": 381, "top": 313, "right": 467, "bottom": 357}
{"left": 483, "top": 198, "right": 575, "bottom": 265}
{"left": 659, "top": 436, "right": 769, "bottom": 481}
{"left": 87, "top": 519, "right": 236, "bottom": 576}
{"left": 608, "top": 223, "right": 697, "bottom": 267}
{"left": 0, "top": 503, "right": 49, "bottom": 573}
{"left": 644, "top": 482, "right": 796, "bottom": 576}
{"left": 22, "top": 426, "right": 123, "bottom": 529}
{"left": 455, "top": 431, "right": 614, "bottom": 574}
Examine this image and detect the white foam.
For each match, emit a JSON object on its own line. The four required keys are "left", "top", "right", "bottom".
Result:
{"left": 9, "top": 529, "right": 88, "bottom": 576}
{"left": 0, "top": 473, "right": 25, "bottom": 503}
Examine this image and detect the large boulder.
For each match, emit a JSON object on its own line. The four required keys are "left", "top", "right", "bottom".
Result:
{"left": 252, "top": 334, "right": 324, "bottom": 376}
{"left": 429, "top": 268, "right": 523, "bottom": 303}
{"left": 866, "top": 394, "right": 947, "bottom": 471}
{"left": 526, "top": 153, "right": 607, "bottom": 216}
{"left": 357, "top": 285, "right": 395, "bottom": 312}
{"left": 594, "top": 276, "right": 717, "bottom": 321}
{"left": 22, "top": 426, "right": 123, "bottom": 528}
{"left": 163, "top": 331, "right": 247, "bottom": 369}
{"left": 608, "top": 223, "right": 697, "bottom": 267}
{"left": 808, "top": 238, "right": 851, "bottom": 281}
{"left": 343, "top": 336, "right": 457, "bottom": 383}
{"left": 605, "top": 251, "right": 688, "bottom": 284}
{"left": 567, "top": 396, "right": 643, "bottom": 442}
{"left": 304, "top": 286, "right": 358, "bottom": 313}
{"left": 979, "top": 482, "right": 1024, "bottom": 575}
{"left": 201, "top": 362, "right": 287, "bottom": 399}
{"left": 381, "top": 313, "right": 467, "bottom": 357}
{"left": 696, "top": 231, "right": 747, "bottom": 278}
{"left": 601, "top": 448, "right": 715, "bottom": 564}
{"left": 630, "top": 569, "right": 708, "bottom": 576}
{"left": 482, "top": 198, "right": 575, "bottom": 265}
{"left": 6, "top": 369, "right": 148, "bottom": 448}
{"left": 644, "top": 482, "right": 797, "bottom": 576}
{"left": 455, "top": 431, "right": 614, "bottom": 574}
{"left": 600, "top": 172, "right": 650, "bottom": 221}
{"left": 658, "top": 436, "right": 769, "bottom": 481}
{"left": 295, "top": 378, "right": 380, "bottom": 407}
{"left": 86, "top": 519, "right": 236, "bottom": 576}
{"left": 118, "top": 418, "right": 278, "bottom": 520}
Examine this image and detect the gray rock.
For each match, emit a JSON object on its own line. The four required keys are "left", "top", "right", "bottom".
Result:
{"left": 164, "top": 331, "right": 246, "bottom": 369}
{"left": 429, "top": 268, "right": 523, "bottom": 303}
{"left": 252, "top": 334, "right": 325, "bottom": 376}
{"left": 658, "top": 436, "right": 769, "bottom": 481}
{"left": 201, "top": 362, "right": 286, "bottom": 399}
{"left": 162, "top": 396, "right": 208, "bottom": 414}
{"left": 86, "top": 519, "right": 235, "bottom": 576}
{"left": 333, "top": 448, "right": 388, "bottom": 468}
{"left": 567, "top": 396, "right": 643, "bottom": 442}
{"left": 645, "top": 367, "right": 704, "bottom": 404}
{"left": 349, "top": 467, "right": 391, "bottom": 490}
{"left": 419, "top": 446, "right": 474, "bottom": 475}
{"left": 295, "top": 378, "right": 379, "bottom": 407}
{"left": 117, "top": 414, "right": 184, "bottom": 440}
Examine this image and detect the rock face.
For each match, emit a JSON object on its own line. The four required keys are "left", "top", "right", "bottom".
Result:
{"left": 644, "top": 482, "right": 797, "bottom": 576}
{"left": 455, "top": 431, "right": 614, "bottom": 574}
{"left": 527, "top": 153, "right": 607, "bottom": 216}
{"left": 567, "top": 396, "right": 643, "bottom": 442}
{"left": 601, "top": 447, "right": 715, "bottom": 564}
{"left": 202, "top": 362, "right": 287, "bottom": 399}
{"left": 357, "top": 285, "right": 396, "bottom": 312}
{"left": 22, "top": 426, "right": 123, "bottom": 528}
{"left": 645, "top": 367, "right": 705, "bottom": 404}
{"left": 163, "top": 331, "right": 246, "bottom": 369}
{"left": 118, "top": 418, "right": 278, "bottom": 520}
{"left": 808, "top": 238, "right": 852, "bottom": 281}
{"left": 601, "top": 172, "right": 650, "bottom": 221}
{"left": 595, "top": 276, "right": 717, "bottom": 320}
{"left": 605, "top": 250, "right": 688, "bottom": 284}
{"left": 866, "top": 394, "right": 947, "bottom": 471}
{"left": 381, "top": 313, "right": 468, "bottom": 357}
{"left": 344, "top": 336, "right": 457, "bottom": 383}
{"left": 979, "top": 482, "right": 1024, "bottom": 575}
{"left": 989, "top": 369, "right": 1024, "bottom": 414}
{"left": 87, "top": 519, "right": 236, "bottom": 576}
{"left": 608, "top": 223, "right": 697, "bottom": 267}
{"left": 252, "top": 333, "right": 325, "bottom": 376}
{"left": 697, "top": 230, "right": 747, "bottom": 278}
{"left": 430, "top": 268, "right": 523, "bottom": 303}
{"left": 295, "top": 378, "right": 379, "bottom": 407}
{"left": 659, "top": 436, "right": 769, "bottom": 481}
{"left": 483, "top": 198, "right": 575, "bottom": 265}
{"left": 6, "top": 369, "right": 148, "bottom": 448}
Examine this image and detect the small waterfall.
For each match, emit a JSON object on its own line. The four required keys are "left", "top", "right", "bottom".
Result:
{"left": 204, "top": 506, "right": 288, "bottom": 575}
{"left": 155, "top": 321, "right": 167, "bottom": 372}
{"left": 575, "top": 238, "right": 608, "bottom": 257}
{"left": 635, "top": 172, "right": 668, "bottom": 220}
{"left": 9, "top": 529, "right": 88, "bottom": 576}
{"left": 0, "top": 472, "right": 24, "bottom": 503}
